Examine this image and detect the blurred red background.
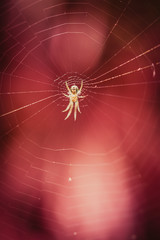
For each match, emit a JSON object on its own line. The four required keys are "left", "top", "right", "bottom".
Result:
{"left": 0, "top": 0, "right": 160, "bottom": 239}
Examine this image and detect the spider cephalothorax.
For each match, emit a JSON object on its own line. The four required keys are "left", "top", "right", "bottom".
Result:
{"left": 71, "top": 85, "right": 78, "bottom": 94}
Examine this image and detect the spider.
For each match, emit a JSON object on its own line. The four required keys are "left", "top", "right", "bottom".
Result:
{"left": 62, "top": 81, "right": 85, "bottom": 121}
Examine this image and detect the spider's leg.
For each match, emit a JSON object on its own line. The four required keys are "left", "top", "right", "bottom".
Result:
{"left": 74, "top": 101, "right": 80, "bottom": 121}
{"left": 62, "top": 101, "right": 71, "bottom": 112}
{"left": 63, "top": 93, "right": 70, "bottom": 98}
{"left": 65, "top": 103, "right": 73, "bottom": 120}
{"left": 77, "top": 101, "right": 81, "bottom": 113}
{"left": 74, "top": 104, "right": 77, "bottom": 121}
{"left": 79, "top": 95, "right": 87, "bottom": 98}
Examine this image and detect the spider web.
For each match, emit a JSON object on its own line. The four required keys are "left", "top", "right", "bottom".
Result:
{"left": 0, "top": 0, "right": 160, "bottom": 239}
